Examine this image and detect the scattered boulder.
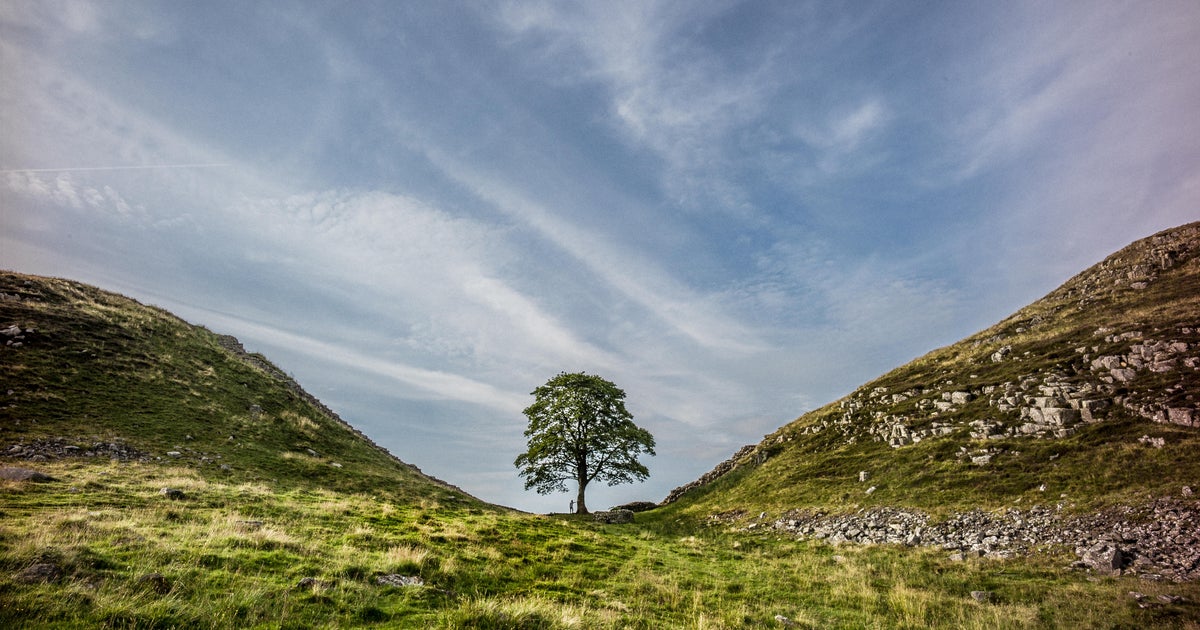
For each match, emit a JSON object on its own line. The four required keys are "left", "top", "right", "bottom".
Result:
{"left": 376, "top": 574, "right": 423, "bottom": 587}
{"left": 297, "top": 577, "right": 335, "bottom": 590}
{"left": 970, "top": 590, "right": 993, "bottom": 603}
{"left": 4, "top": 438, "right": 150, "bottom": 462}
{"left": 746, "top": 498, "right": 1200, "bottom": 581}
{"left": 0, "top": 467, "right": 56, "bottom": 482}
{"left": 17, "top": 563, "right": 62, "bottom": 583}
{"left": 1138, "top": 435, "right": 1166, "bottom": 449}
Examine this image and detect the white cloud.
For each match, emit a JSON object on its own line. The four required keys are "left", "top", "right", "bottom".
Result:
{"left": 172, "top": 305, "right": 529, "bottom": 415}
{"left": 4, "top": 171, "right": 138, "bottom": 218}
{"left": 416, "top": 150, "right": 766, "bottom": 354}
{"left": 495, "top": 0, "right": 776, "bottom": 212}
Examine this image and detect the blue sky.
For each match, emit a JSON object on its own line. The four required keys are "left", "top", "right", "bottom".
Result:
{"left": 2, "top": 1, "right": 1197, "bottom": 512}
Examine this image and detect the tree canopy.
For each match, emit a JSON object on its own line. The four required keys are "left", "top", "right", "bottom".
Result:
{"left": 514, "top": 372, "right": 655, "bottom": 514}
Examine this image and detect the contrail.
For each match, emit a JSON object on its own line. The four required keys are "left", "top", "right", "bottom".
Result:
{"left": 0, "top": 163, "right": 229, "bottom": 174}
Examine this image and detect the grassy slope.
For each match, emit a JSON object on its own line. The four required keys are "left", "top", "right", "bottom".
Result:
{"left": 4, "top": 459, "right": 1199, "bottom": 628}
{"left": 661, "top": 222, "right": 1200, "bottom": 521}
{"left": 0, "top": 271, "right": 470, "bottom": 504}
{"left": 3, "top": 254, "right": 1199, "bottom": 627}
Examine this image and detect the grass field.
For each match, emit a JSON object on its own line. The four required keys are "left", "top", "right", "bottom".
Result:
{"left": 3, "top": 459, "right": 1199, "bottom": 628}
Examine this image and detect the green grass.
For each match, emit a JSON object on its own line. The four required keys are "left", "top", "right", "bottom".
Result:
{"left": 3, "top": 460, "right": 1199, "bottom": 628}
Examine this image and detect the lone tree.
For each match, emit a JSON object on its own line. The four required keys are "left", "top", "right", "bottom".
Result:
{"left": 514, "top": 372, "right": 655, "bottom": 514}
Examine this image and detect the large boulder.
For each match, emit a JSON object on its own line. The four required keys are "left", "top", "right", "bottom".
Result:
{"left": 1078, "top": 543, "right": 1125, "bottom": 575}
{"left": 0, "top": 467, "right": 56, "bottom": 482}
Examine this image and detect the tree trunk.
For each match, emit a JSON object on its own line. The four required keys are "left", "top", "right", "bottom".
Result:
{"left": 575, "top": 480, "right": 588, "bottom": 514}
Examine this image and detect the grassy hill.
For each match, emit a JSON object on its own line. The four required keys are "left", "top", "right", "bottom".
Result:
{"left": 0, "top": 271, "right": 474, "bottom": 504}
{"left": 660, "top": 222, "right": 1200, "bottom": 519}
{"left": 3, "top": 220, "right": 1200, "bottom": 629}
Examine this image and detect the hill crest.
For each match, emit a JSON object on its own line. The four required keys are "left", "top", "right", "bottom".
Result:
{"left": 665, "top": 221, "right": 1200, "bottom": 508}
{"left": 0, "top": 271, "right": 481, "bottom": 505}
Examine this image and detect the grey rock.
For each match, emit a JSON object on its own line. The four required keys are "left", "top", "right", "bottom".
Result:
{"left": 0, "top": 467, "right": 56, "bottom": 482}
{"left": 1167, "top": 408, "right": 1198, "bottom": 427}
{"left": 297, "top": 577, "right": 335, "bottom": 590}
{"left": 376, "top": 574, "right": 423, "bottom": 587}
{"left": 950, "top": 391, "right": 973, "bottom": 405}
{"left": 970, "top": 590, "right": 993, "bottom": 603}
{"left": 1079, "top": 543, "right": 1124, "bottom": 575}
{"left": 1110, "top": 368, "right": 1137, "bottom": 382}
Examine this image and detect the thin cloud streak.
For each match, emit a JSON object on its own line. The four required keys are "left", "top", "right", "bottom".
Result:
{"left": 165, "top": 303, "right": 530, "bottom": 416}
{"left": 0, "top": 164, "right": 229, "bottom": 173}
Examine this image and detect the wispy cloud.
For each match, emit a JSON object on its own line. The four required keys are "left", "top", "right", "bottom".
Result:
{"left": 167, "top": 304, "right": 529, "bottom": 415}
{"left": 5, "top": 171, "right": 137, "bottom": 217}
{"left": 416, "top": 150, "right": 766, "bottom": 354}
{"left": 1, "top": 164, "right": 228, "bottom": 173}
{"left": 495, "top": 0, "right": 779, "bottom": 213}
{"left": 3, "top": 1, "right": 1196, "bottom": 512}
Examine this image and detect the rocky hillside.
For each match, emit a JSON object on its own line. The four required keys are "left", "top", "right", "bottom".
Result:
{"left": 0, "top": 271, "right": 478, "bottom": 504}
{"left": 662, "top": 222, "right": 1200, "bottom": 580}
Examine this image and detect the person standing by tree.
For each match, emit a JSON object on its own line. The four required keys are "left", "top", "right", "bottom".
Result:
{"left": 514, "top": 372, "right": 655, "bottom": 514}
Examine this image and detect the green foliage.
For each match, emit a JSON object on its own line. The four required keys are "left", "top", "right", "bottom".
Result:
{"left": 514, "top": 372, "right": 655, "bottom": 513}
